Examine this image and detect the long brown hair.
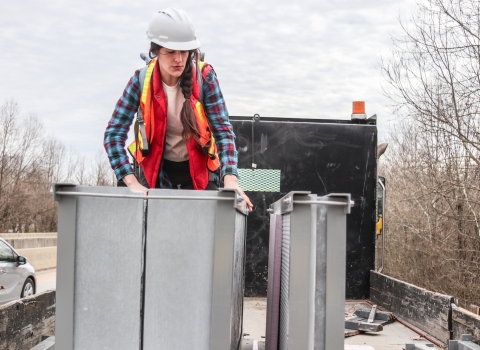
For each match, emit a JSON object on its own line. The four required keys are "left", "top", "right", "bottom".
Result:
{"left": 149, "top": 42, "right": 201, "bottom": 146}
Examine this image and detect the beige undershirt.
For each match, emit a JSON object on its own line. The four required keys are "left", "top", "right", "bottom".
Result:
{"left": 162, "top": 82, "right": 189, "bottom": 162}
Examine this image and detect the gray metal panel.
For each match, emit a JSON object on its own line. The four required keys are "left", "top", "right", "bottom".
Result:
{"left": 288, "top": 193, "right": 316, "bottom": 350}
{"left": 211, "top": 191, "right": 243, "bottom": 350}
{"left": 448, "top": 334, "right": 480, "bottom": 350}
{"left": 268, "top": 192, "right": 350, "bottom": 350}
{"left": 55, "top": 184, "right": 77, "bottom": 350}
{"left": 240, "top": 338, "right": 254, "bottom": 350}
{"left": 54, "top": 186, "right": 247, "bottom": 350}
{"left": 30, "top": 336, "right": 56, "bottom": 350}
{"left": 143, "top": 189, "right": 246, "bottom": 350}
{"left": 314, "top": 204, "right": 328, "bottom": 350}
{"left": 143, "top": 189, "right": 217, "bottom": 350}
{"left": 405, "top": 343, "right": 435, "bottom": 350}
{"left": 231, "top": 211, "right": 247, "bottom": 350}
{"left": 324, "top": 201, "right": 346, "bottom": 350}
{"left": 72, "top": 186, "right": 144, "bottom": 350}
{"left": 279, "top": 213, "right": 291, "bottom": 350}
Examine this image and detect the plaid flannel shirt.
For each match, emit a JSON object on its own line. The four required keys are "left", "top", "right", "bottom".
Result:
{"left": 104, "top": 65, "right": 238, "bottom": 188}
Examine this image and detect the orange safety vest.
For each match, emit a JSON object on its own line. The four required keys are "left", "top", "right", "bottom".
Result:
{"left": 127, "top": 59, "right": 220, "bottom": 189}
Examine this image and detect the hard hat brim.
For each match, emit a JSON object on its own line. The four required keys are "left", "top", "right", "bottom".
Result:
{"left": 150, "top": 38, "right": 201, "bottom": 51}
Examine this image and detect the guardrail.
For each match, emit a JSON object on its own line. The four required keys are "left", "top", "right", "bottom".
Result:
{"left": 371, "top": 271, "right": 480, "bottom": 346}
{"left": 6, "top": 237, "right": 57, "bottom": 249}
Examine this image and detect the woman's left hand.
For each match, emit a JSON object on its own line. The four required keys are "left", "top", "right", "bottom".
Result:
{"left": 223, "top": 175, "right": 253, "bottom": 212}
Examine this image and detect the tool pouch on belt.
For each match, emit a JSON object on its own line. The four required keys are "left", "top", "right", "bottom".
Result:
{"left": 127, "top": 109, "right": 149, "bottom": 160}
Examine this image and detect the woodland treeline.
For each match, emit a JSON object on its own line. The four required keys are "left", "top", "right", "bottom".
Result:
{"left": 380, "top": 0, "right": 480, "bottom": 308}
{"left": 0, "top": 99, "right": 115, "bottom": 233}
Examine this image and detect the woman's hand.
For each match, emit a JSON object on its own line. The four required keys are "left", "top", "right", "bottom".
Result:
{"left": 122, "top": 174, "right": 149, "bottom": 196}
{"left": 223, "top": 175, "right": 253, "bottom": 212}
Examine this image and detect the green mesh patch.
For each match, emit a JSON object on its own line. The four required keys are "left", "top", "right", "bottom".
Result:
{"left": 238, "top": 169, "right": 281, "bottom": 192}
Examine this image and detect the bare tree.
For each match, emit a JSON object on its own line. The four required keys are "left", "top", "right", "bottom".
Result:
{"left": 382, "top": 121, "right": 480, "bottom": 308}
{"left": 72, "top": 154, "right": 88, "bottom": 185}
{"left": 382, "top": 0, "right": 480, "bottom": 165}
{"left": 41, "top": 136, "right": 66, "bottom": 185}
{"left": 0, "top": 99, "right": 20, "bottom": 222}
{"left": 90, "top": 150, "right": 116, "bottom": 187}
{"left": 0, "top": 99, "right": 116, "bottom": 233}
{"left": 0, "top": 101, "right": 44, "bottom": 231}
{"left": 381, "top": 0, "right": 480, "bottom": 307}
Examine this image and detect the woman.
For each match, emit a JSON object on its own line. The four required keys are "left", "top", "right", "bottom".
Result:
{"left": 104, "top": 8, "right": 252, "bottom": 211}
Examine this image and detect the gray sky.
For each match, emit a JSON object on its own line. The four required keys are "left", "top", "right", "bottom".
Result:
{"left": 0, "top": 0, "right": 416, "bottom": 158}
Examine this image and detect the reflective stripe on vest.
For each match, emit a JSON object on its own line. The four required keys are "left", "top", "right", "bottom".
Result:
{"left": 193, "top": 61, "right": 220, "bottom": 172}
{"left": 127, "top": 58, "right": 156, "bottom": 163}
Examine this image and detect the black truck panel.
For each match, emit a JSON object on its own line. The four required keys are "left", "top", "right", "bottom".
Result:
{"left": 230, "top": 116, "right": 377, "bottom": 299}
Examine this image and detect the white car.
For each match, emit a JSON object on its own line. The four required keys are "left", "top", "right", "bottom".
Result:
{"left": 0, "top": 237, "right": 36, "bottom": 305}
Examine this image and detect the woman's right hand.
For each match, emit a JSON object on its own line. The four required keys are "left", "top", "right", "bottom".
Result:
{"left": 122, "top": 174, "right": 149, "bottom": 196}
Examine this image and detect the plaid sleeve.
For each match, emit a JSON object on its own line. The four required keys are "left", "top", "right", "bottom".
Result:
{"left": 103, "top": 70, "right": 141, "bottom": 180}
{"left": 202, "top": 67, "right": 238, "bottom": 179}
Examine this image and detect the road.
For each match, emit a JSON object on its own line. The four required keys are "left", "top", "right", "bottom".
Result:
{"left": 36, "top": 268, "right": 56, "bottom": 293}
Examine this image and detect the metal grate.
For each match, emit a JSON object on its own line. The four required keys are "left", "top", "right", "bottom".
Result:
{"left": 279, "top": 214, "right": 291, "bottom": 350}
{"left": 238, "top": 169, "right": 281, "bottom": 192}
{"left": 231, "top": 213, "right": 246, "bottom": 350}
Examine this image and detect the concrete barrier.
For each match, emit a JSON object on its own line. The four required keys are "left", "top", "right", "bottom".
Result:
{"left": 1, "top": 233, "right": 57, "bottom": 249}
{"left": 370, "top": 270, "right": 454, "bottom": 344}
{"left": 17, "top": 247, "right": 57, "bottom": 271}
{"left": 1, "top": 232, "right": 57, "bottom": 240}
{"left": 452, "top": 307, "right": 480, "bottom": 344}
{"left": 6, "top": 237, "right": 57, "bottom": 249}
{"left": 0, "top": 290, "right": 56, "bottom": 350}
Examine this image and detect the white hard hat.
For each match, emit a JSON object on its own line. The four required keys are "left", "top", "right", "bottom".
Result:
{"left": 146, "top": 8, "right": 201, "bottom": 50}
